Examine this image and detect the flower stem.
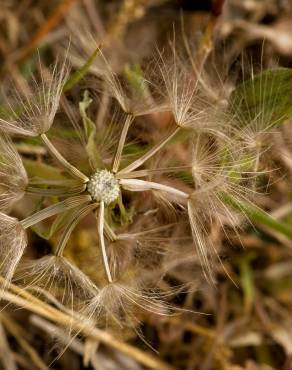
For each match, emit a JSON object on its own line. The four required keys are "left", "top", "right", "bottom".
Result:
{"left": 117, "top": 126, "right": 180, "bottom": 175}
{"left": 41, "top": 134, "right": 88, "bottom": 182}
{"left": 26, "top": 183, "right": 86, "bottom": 197}
{"left": 104, "top": 220, "right": 118, "bottom": 242}
{"left": 97, "top": 201, "right": 113, "bottom": 283}
{"left": 56, "top": 203, "right": 98, "bottom": 256}
{"left": 20, "top": 195, "right": 91, "bottom": 229}
{"left": 120, "top": 178, "right": 189, "bottom": 200}
{"left": 116, "top": 166, "right": 191, "bottom": 179}
{"left": 112, "top": 114, "right": 133, "bottom": 173}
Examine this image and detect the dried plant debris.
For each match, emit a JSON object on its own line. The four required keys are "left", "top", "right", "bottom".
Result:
{"left": 0, "top": 1, "right": 292, "bottom": 370}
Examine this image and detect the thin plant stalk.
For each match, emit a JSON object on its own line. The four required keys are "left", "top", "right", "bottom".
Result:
{"left": 56, "top": 203, "right": 98, "bottom": 257}
{"left": 28, "top": 179, "right": 83, "bottom": 187}
{"left": 41, "top": 134, "right": 88, "bottom": 182}
{"left": 20, "top": 195, "right": 91, "bottom": 229}
{"left": 120, "top": 178, "right": 189, "bottom": 200}
{"left": 0, "top": 279, "right": 175, "bottom": 370}
{"left": 104, "top": 220, "right": 118, "bottom": 242}
{"left": 97, "top": 201, "right": 113, "bottom": 283}
{"left": 117, "top": 126, "right": 180, "bottom": 175}
{"left": 26, "top": 184, "right": 86, "bottom": 197}
{"left": 112, "top": 114, "right": 133, "bottom": 173}
{"left": 116, "top": 166, "right": 191, "bottom": 179}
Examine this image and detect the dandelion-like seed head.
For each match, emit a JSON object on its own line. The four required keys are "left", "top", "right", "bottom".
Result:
{"left": 0, "top": 58, "right": 69, "bottom": 137}
{"left": 87, "top": 170, "right": 120, "bottom": 204}
{"left": 0, "top": 213, "right": 27, "bottom": 287}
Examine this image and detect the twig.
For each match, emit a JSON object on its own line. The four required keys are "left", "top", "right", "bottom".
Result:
{"left": 14, "top": 0, "right": 78, "bottom": 65}
{"left": 0, "top": 278, "right": 175, "bottom": 370}
{"left": 0, "top": 322, "right": 17, "bottom": 370}
{"left": 188, "top": 0, "right": 226, "bottom": 75}
{"left": 1, "top": 314, "right": 49, "bottom": 370}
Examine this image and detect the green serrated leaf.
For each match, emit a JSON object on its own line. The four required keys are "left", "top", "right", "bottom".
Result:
{"left": 230, "top": 68, "right": 292, "bottom": 128}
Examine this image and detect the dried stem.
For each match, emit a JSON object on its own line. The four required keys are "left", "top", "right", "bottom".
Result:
{"left": 112, "top": 114, "right": 133, "bottom": 173}
{"left": 14, "top": 0, "right": 77, "bottom": 65}
{"left": 56, "top": 203, "right": 98, "bottom": 257}
{"left": 0, "top": 279, "right": 175, "bottom": 370}
{"left": 26, "top": 184, "right": 86, "bottom": 197}
{"left": 120, "top": 178, "right": 189, "bottom": 200}
{"left": 117, "top": 126, "right": 180, "bottom": 175}
{"left": 116, "top": 166, "right": 191, "bottom": 179}
{"left": 0, "top": 321, "right": 17, "bottom": 370}
{"left": 97, "top": 201, "right": 113, "bottom": 283}
{"left": 1, "top": 314, "right": 49, "bottom": 370}
{"left": 41, "top": 134, "right": 89, "bottom": 182}
{"left": 104, "top": 220, "right": 118, "bottom": 242}
{"left": 20, "top": 195, "right": 91, "bottom": 229}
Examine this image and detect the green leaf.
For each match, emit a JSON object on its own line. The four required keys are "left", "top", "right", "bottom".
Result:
{"left": 229, "top": 68, "right": 292, "bottom": 127}
{"left": 117, "top": 194, "right": 134, "bottom": 226}
{"left": 23, "top": 158, "right": 67, "bottom": 180}
{"left": 32, "top": 210, "right": 73, "bottom": 240}
{"left": 124, "top": 64, "right": 147, "bottom": 98}
{"left": 223, "top": 193, "right": 292, "bottom": 240}
{"left": 175, "top": 170, "right": 193, "bottom": 184}
{"left": 238, "top": 252, "right": 256, "bottom": 313}
{"left": 227, "top": 169, "right": 242, "bottom": 183}
{"left": 79, "top": 90, "right": 95, "bottom": 139}
{"left": 63, "top": 47, "right": 100, "bottom": 92}
{"left": 79, "top": 91, "right": 102, "bottom": 169}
